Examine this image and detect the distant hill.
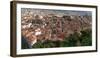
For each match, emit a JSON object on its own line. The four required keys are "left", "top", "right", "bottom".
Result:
{"left": 21, "top": 8, "right": 92, "bottom": 16}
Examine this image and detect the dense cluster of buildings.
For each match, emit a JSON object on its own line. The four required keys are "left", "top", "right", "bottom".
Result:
{"left": 21, "top": 11, "right": 92, "bottom": 46}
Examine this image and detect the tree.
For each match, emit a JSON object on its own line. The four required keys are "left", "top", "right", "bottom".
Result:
{"left": 80, "top": 29, "right": 92, "bottom": 46}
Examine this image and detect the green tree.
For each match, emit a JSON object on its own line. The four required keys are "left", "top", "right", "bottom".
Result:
{"left": 80, "top": 29, "right": 92, "bottom": 46}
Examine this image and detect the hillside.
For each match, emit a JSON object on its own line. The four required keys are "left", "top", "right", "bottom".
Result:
{"left": 21, "top": 8, "right": 92, "bottom": 49}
